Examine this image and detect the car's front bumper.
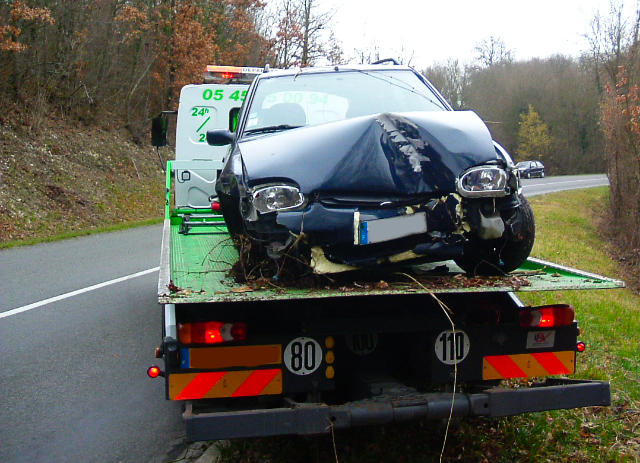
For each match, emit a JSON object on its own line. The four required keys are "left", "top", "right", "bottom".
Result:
{"left": 269, "top": 195, "right": 465, "bottom": 265}
{"left": 262, "top": 193, "right": 520, "bottom": 268}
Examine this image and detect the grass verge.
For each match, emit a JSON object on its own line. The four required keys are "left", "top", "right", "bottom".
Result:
{"left": 219, "top": 186, "right": 639, "bottom": 462}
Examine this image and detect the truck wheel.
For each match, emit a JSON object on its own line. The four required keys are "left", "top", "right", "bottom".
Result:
{"left": 454, "top": 195, "right": 535, "bottom": 275}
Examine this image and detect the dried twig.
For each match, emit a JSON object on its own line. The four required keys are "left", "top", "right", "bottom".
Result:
{"left": 395, "top": 272, "right": 457, "bottom": 463}
{"left": 201, "top": 236, "right": 234, "bottom": 265}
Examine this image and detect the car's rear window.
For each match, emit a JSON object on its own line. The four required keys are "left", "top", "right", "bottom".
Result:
{"left": 244, "top": 70, "right": 446, "bottom": 134}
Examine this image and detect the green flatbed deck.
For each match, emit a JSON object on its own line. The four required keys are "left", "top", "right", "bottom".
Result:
{"left": 157, "top": 219, "right": 625, "bottom": 305}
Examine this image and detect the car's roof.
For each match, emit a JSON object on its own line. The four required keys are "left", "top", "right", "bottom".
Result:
{"left": 257, "top": 64, "right": 416, "bottom": 80}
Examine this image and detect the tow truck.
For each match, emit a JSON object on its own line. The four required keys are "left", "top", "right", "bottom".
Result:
{"left": 148, "top": 64, "right": 624, "bottom": 441}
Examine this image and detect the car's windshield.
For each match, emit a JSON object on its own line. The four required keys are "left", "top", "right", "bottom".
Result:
{"left": 243, "top": 69, "right": 447, "bottom": 136}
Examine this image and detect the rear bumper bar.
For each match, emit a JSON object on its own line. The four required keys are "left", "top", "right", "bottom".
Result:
{"left": 184, "top": 379, "right": 610, "bottom": 441}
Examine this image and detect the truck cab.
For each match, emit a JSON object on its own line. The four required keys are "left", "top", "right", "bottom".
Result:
{"left": 155, "top": 65, "right": 265, "bottom": 209}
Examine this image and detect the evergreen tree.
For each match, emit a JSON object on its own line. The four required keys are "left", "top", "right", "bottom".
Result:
{"left": 517, "top": 104, "right": 552, "bottom": 165}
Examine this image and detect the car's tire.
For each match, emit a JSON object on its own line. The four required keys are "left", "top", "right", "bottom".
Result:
{"left": 541, "top": 172, "right": 545, "bottom": 178}
{"left": 454, "top": 195, "right": 535, "bottom": 275}
{"left": 218, "top": 193, "right": 245, "bottom": 238}
{"left": 526, "top": 172, "right": 531, "bottom": 179}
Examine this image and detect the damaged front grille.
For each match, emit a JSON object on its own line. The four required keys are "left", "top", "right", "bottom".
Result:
{"left": 318, "top": 194, "right": 424, "bottom": 208}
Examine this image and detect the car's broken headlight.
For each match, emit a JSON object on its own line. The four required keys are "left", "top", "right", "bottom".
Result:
{"left": 457, "top": 166, "right": 509, "bottom": 197}
{"left": 251, "top": 185, "right": 304, "bottom": 213}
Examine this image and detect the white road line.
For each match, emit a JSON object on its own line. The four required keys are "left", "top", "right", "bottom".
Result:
{"left": 522, "top": 179, "right": 606, "bottom": 188}
{"left": 0, "top": 267, "right": 159, "bottom": 320}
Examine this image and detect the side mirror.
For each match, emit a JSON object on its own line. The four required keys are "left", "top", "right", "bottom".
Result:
{"left": 229, "top": 107, "right": 241, "bottom": 132}
{"left": 207, "top": 129, "right": 234, "bottom": 146}
{"left": 151, "top": 115, "right": 168, "bottom": 147}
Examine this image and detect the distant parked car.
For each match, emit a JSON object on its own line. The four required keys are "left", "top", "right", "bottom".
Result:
{"left": 516, "top": 161, "right": 545, "bottom": 178}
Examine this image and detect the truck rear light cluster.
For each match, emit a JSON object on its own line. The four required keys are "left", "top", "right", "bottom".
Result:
{"left": 230, "top": 322, "right": 247, "bottom": 340}
{"left": 178, "top": 321, "right": 247, "bottom": 345}
{"left": 519, "top": 304, "right": 575, "bottom": 328}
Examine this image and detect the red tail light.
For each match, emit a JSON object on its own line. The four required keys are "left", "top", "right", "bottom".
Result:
{"left": 147, "top": 365, "right": 163, "bottom": 378}
{"left": 211, "top": 201, "right": 221, "bottom": 211}
{"left": 230, "top": 322, "right": 247, "bottom": 341}
{"left": 519, "top": 304, "right": 575, "bottom": 328}
{"left": 576, "top": 341, "right": 586, "bottom": 352}
{"left": 178, "top": 321, "right": 247, "bottom": 345}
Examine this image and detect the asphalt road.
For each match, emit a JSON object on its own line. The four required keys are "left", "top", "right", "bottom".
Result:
{"left": 520, "top": 174, "right": 608, "bottom": 197}
{"left": 0, "top": 174, "right": 608, "bottom": 463}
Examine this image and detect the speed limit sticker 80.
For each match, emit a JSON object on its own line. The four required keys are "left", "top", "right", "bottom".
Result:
{"left": 434, "top": 330, "right": 470, "bottom": 365}
{"left": 284, "top": 337, "right": 323, "bottom": 375}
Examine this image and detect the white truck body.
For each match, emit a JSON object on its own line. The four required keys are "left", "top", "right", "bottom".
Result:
{"left": 173, "top": 66, "right": 264, "bottom": 208}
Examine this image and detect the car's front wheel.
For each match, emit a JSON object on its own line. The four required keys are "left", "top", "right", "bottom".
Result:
{"left": 454, "top": 195, "right": 535, "bottom": 275}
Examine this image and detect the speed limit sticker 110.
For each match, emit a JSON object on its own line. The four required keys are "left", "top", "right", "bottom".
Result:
{"left": 435, "top": 330, "right": 470, "bottom": 365}
{"left": 284, "top": 337, "right": 323, "bottom": 375}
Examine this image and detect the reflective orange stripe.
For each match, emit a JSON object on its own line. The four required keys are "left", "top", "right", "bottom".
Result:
{"left": 231, "top": 369, "right": 280, "bottom": 397}
{"left": 207, "top": 370, "right": 251, "bottom": 397}
{"left": 485, "top": 355, "right": 526, "bottom": 378}
{"left": 169, "top": 369, "right": 283, "bottom": 400}
{"left": 531, "top": 352, "right": 571, "bottom": 375}
{"left": 174, "top": 372, "right": 225, "bottom": 400}
{"left": 483, "top": 351, "right": 575, "bottom": 380}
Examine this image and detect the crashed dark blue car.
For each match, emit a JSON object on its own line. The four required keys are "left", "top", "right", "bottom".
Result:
{"left": 208, "top": 64, "right": 534, "bottom": 275}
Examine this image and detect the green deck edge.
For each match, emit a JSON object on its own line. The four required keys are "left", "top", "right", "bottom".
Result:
{"left": 158, "top": 221, "right": 625, "bottom": 305}
{"left": 164, "top": 160, "right": 172, "bottom": 220}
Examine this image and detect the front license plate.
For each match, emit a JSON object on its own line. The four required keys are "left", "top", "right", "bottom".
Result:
{"left": 357, "top": 212, "right": 427, "bottom": 245}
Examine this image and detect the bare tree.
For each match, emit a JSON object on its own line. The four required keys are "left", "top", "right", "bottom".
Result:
{"left": 586, "top": 1, "right": 640, "bottom": 258}
{"left": 299, "top": 0, "right": 332, "bottom": 66}
{"left": 325, "top": 31, "right": 344, "bottom": 65}
{"left": 585, "top": 1, "right": 640, "bottom": 89}
{"left": 270, "top": 0, "right": 333, "bottom": 67}
{"left": 474, "top": 36, "right": 513, "bottom": 67}
{"left": 271, "top": 0, "right": 304, "bottom": 67}
{"left": 423, "top": 59, "right": 467, "bottom": 108}
{"left": 353, "top": 44, "right": 381, "bottom": 64}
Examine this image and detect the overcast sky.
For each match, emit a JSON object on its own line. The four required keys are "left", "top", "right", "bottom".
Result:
{"left": 322, "top": 0, "right": 635, "bottom": 68}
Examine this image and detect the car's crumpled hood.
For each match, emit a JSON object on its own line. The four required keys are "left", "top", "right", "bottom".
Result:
{"left": 239, "top": 111, "right": 500, "bottom": 196}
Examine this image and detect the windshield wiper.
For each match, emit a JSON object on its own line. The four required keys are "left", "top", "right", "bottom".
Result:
{"left": 244, "top": 124, "right": 302, "bottom": 135}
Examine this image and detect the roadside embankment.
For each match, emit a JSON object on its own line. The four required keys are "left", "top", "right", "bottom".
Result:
{"left": 0, "top": 119, "right": 166, "bottom": 247}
